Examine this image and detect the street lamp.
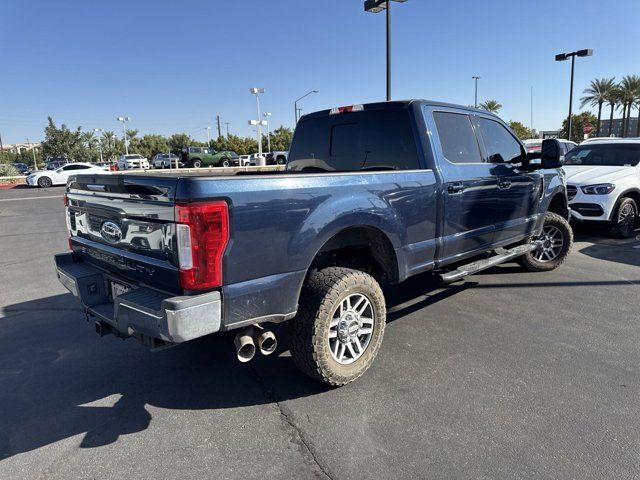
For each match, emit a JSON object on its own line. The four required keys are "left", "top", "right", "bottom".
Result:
{"left": 250, "top": 88, "right": 265, "bottom": 164}
{"left": 364, "top": 0, "right": 408, "bottom": 101}
{"left": 94, "top": 128, "right": 105, "bottom": 163}
{"left": 264, "top": 113, "right": 272, "bottom": 153}
{"left": 116, "top": 116, "right": 131, "bottom": 154}
{"left": 206, "top": 126, "right": 211, "bottom": 147}
{"left": 294, "top": 90, "right": 318, "bottom": 124}
{"left": 472, "top": 76, "right": 481, "bottom": 108}
{"left": 555, "top": 49, "right": 593, "bottom": 140}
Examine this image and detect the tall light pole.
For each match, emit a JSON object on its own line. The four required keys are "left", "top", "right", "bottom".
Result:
{"left": 206, "top": 126, "right": 211, "bottom": 147}
{"left": 472, "top": 76, "right": 481, "bottom": 108}
{"left": 94, "top": 128, "right": 105, "bottom": 163}
{"left": 364, "top": 0, "right": 408, "bottom": 101}
{"left": 264, "top": 113, "right": 272, "bottom": 153}
{"left": 555, "top": 49, "right": 593, "bottom": 141}
{"left": 116, "top": 116, "right": 131, "bottom": 154}
{"left": 294, "top": 90, "right": 318, "bottom": 124}
{"left": 250, "top": 88, "right": 265, "bottom": 163}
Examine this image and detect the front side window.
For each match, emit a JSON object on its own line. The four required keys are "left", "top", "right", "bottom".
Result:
{"left": 433, "top": 112, "right": 482, "bottom": 164}
{"left": 476, "top": 118, "right": 523, "bottom": 163}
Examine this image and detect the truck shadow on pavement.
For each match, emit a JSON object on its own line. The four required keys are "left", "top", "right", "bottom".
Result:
{"left": 1, "top": 250, "right": 638, "bottom": 460}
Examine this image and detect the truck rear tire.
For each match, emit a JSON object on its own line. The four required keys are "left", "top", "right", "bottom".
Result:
{"left": 192, "top": 159, "right": 202, "bottom": 168}
{"left": 288, "top": 267, "right": 386, "bottom": 386}
{"left": 221, "top": 158, "right": 230, "bottom": 167}
{"left": 517, "top": 212, "right": 573, "bottom": 272}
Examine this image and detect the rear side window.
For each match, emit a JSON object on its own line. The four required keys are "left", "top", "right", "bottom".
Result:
{"left": 433, "top": 112, "right": 482, "bottom": 164}
{"left": 288, "top": 108, "right": 420, "bottom": 172}
{"left": 476, "top": 118, "right": 523, "bottom": 163}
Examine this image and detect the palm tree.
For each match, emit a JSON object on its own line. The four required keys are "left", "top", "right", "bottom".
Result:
{"left": 605, "top": 85, "right": 621, "bottom": 136}
{"left": 580, "top": 78, "right": 616, "bottom": 137}
{"left": 635, "top": 95, "right": 640, "bottom": 137}
{"left": 619, "top": 75, "right": 640, "bottom": 137}
{"left": 478, "top": 100, "right": 502, "bottom": 114}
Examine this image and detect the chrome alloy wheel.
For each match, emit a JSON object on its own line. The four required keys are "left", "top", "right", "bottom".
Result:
{"left": 533, "top": 225, "right": 564, "bottom": 262}
{"left": 328, "top": 293, "right": 374, "bottom": 365}
{"left": 618, "top": 202, "right": 637, "bottom": 237}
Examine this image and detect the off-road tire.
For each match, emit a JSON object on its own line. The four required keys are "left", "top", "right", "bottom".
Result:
{"left": 38, "top": 176, "right": 52, "bottom": 188}
{"left": 608, "top": 197, "right": 637, "bottom": 239}
{"left": 221, "top": 158, "right": 230, "bottom": 167}
{"left": 192, "top": 159, "right": 202, "bottom": 168}
{"left": 517, "top": 212, "right": 573, "bottom": 272}
{"left": 288, "top": 267, "right": 386, "bottom": 386}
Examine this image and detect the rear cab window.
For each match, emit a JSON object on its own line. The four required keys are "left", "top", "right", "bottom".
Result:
{"left": 288, "top": 106, "right": 421, "bottom": 172}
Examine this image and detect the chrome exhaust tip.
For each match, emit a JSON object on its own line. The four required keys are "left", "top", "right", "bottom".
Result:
{"left": 253, "top": 325, "right": 277, "bottom": 356}
{"left": 234, "top": 328, "right": 256, "bottom": 363}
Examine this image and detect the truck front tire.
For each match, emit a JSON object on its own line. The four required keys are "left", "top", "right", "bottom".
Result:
{"left": 288, "top": 267, "right": 386, "bottom": 386}
{"left": 517, "top": 212, "right": 573, "bottom": 272}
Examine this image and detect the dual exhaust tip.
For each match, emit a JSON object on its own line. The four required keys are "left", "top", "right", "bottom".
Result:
{"left": 234, "top": 325, "right": 277, "bottom": 363}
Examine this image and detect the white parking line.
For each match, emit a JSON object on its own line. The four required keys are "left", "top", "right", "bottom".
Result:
{"left": 0, "top": 195, "right": 63, "bottom": 202}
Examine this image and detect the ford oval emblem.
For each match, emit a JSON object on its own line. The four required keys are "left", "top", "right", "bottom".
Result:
{"left": 100, "top": 221, "right": 123, "bottom": 244}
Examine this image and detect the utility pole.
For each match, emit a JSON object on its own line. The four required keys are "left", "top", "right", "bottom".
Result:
{"left": 224, "top": 122, "right": 230, "bottom": 138}
{"left": 0, "top": 131, "right": 3, "bottom": 151}
{"left": 206, "top": 126, "right": 211, "bottom": 147}
{"left": 216, "top": 115, "right": 222, "bottom": 138}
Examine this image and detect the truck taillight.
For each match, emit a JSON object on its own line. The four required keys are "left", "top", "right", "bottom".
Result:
{"left": 63, "top": 193, "right": 69, "bottom": 206}
{"left": 175, "top": 201, "right": 229, "bottom": 290}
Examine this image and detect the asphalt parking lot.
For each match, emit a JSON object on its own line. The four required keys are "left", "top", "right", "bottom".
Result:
{"left": 1, "top": 186, "right": 639, "bottom": 480}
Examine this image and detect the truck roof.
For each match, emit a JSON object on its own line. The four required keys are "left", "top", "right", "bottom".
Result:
{"left": 301, "top": 99, "right": 501, "bottom": 121}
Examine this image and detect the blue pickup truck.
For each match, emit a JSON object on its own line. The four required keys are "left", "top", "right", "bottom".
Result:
{"left": 55, "top": 100, "right": 572, "bottom": 386}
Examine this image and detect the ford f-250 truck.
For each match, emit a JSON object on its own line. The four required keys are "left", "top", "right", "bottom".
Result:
{"left": 55, "top": 100, "right": 572, "bottom": 386}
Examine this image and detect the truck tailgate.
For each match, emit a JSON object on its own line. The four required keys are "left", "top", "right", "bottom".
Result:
{"left": 66, "top": 173, "right": 181, "bottom": 294}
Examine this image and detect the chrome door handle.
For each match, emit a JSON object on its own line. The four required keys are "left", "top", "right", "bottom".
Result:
{"left": 447, "top": 183, "right": 465, "bottom": 194}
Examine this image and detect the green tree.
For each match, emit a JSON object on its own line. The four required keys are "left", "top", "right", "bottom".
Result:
{"left": 41, "top": 117, "right": 86, "bottom": 160}
{"left": 168, "top": 133, "right": 194, "bottom": 155}
{"left": 560, "top": 111, "right": 598, "bottom": 143}
{"left": 605, "top": 84, "right": 621, "bottom": 136}
{"left": 580, "top": 78, "right": 616, "bottom": 137}
{"left": 507, "top": 121, "right": 532, "bottom": 140}
{"left": 265, "top": 126, "right": 293, "bottom": 152}
{"left": 136, "top": 134, "right": 169, "bottom": 159}
{"left": 619, "top": 75, "right": 640, "bottom": 137}
{"left": 479, "top": 100, "right": 502, "bottom": 114}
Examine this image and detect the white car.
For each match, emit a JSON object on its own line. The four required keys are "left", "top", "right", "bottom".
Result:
{"left": 26, "top": 162, "right": 108, "bottom": 188}
{"left": 151, "top": 153, "right": 181, "bottom": 168}
{"left": 117, "top": 154, "right": 149, "bottom": 170}
{"left": 238, "top": 154, "right": 252, "bottom": 166}
{"left": 564, "top": 139, "right": 640, "bottom": 237}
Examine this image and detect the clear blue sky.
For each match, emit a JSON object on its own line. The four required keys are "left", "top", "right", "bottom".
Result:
{"left": 2, "top": 0, "right": 639, "bottom": 144}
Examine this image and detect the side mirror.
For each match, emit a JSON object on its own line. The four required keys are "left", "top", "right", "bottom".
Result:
{"left": 541, "top": 139, "right": 564, "bottom": 169}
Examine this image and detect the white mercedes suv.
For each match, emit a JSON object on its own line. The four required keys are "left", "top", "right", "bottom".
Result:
{"left": 564, "top": 139, "right": 640, "bottom": 237}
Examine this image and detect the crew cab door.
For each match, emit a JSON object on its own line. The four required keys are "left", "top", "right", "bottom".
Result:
{"left": 427, "top": 108, "right": 498, "bottom": 263}
{"left": 475, "top": 116, "right": 541, "bottom": 244}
